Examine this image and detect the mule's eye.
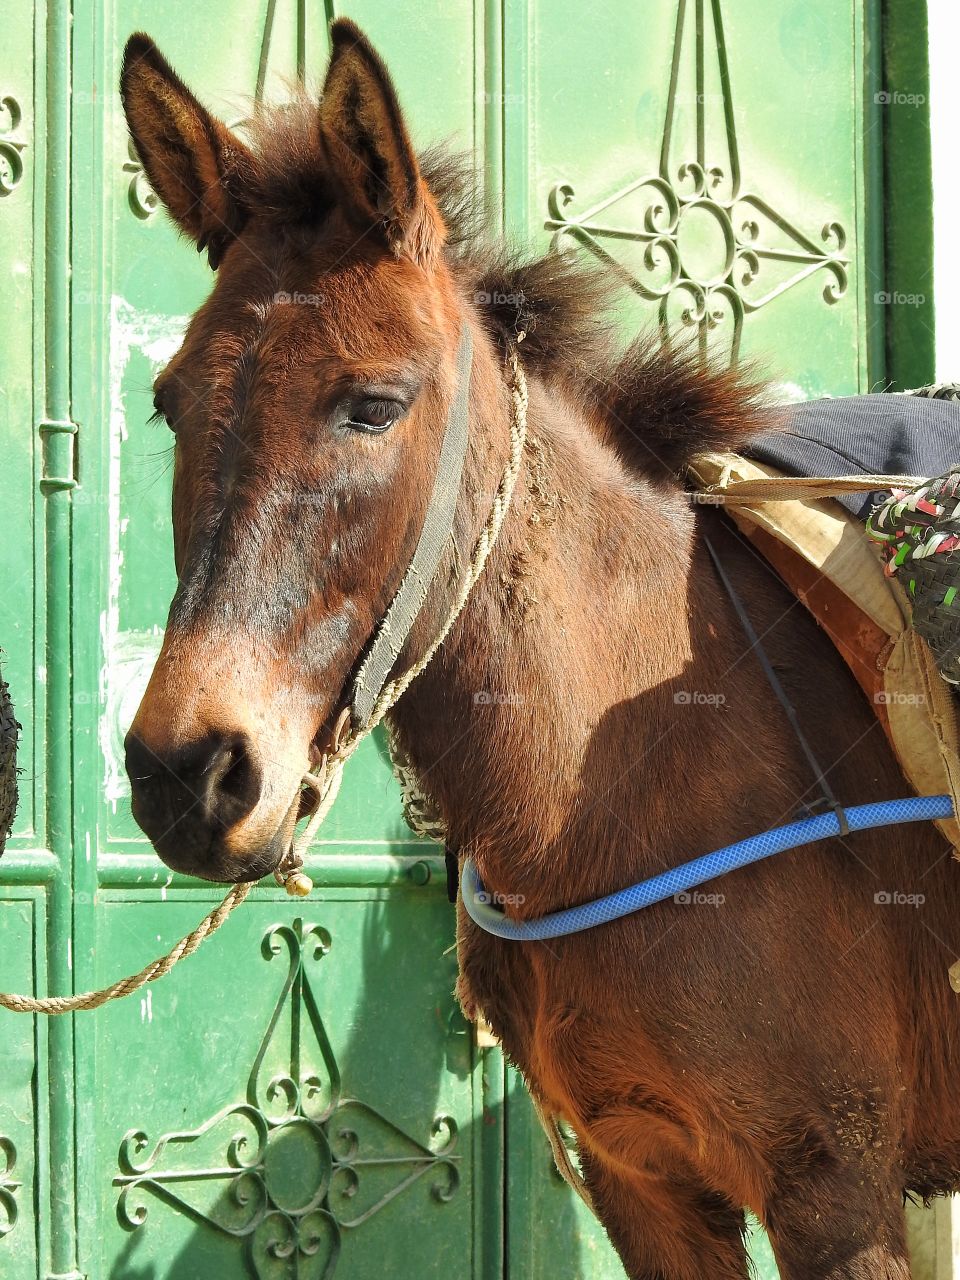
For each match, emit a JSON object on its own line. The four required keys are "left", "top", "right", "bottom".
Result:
{"left": 345, "top": 398, "right": 404, "bottom": 434}
{"left": 150, "top": 389, "right": 175, "bottom": 432}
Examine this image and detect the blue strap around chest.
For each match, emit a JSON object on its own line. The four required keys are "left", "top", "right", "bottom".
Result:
{"left": 461, "top": 795, "right": 954, "bottom": 941}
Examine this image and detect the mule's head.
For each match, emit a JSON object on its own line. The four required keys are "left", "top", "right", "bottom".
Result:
{"left": 120, "top": 21, "right": 474, "bottom": 881}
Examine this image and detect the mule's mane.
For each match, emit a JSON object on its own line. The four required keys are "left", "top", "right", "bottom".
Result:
{"left": 244, "top": 101, "right": 771, "bottom": 482}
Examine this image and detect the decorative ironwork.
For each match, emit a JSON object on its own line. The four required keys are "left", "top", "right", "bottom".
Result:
{"left": 544, "top": 0, "right": 849, "bottom": 363}
{"left": 122, "top": 138, "right": 159, "bottom": 220}
{"left": 0, "top": 95, "right": 27, "bottom": 196}
{"left": 0, "top": 1136, "right": 20, "bottom": 1237}
{"left": 114, "top": 920, "right": 460, "bottom": 1278}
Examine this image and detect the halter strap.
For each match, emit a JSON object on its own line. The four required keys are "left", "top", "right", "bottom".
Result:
{"left": 349, "top": 326, "right": 473, "bottom": 727}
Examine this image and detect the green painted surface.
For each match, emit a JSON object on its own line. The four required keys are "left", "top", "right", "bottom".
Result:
{"left": 0, "top": 0, "right": 42, "bottom": 853}
{"left": 0, "top": 891, "right": 46, "bottom": 1280}
{"left": 881, "top": 0, "right": 935, "bottom": 389}
{"left": 0, "top": 2, "right": 922, "bottom": 1278}
{"left": 508, "top": 0, "right": 880, "bottom": 399}
{"left": 93, "top": 894, "right": 484, "bottom": 1278}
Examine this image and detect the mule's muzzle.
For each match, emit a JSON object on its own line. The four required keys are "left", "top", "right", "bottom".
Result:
{"left": 124, "top": 729, "right": 286, "bottom": 882}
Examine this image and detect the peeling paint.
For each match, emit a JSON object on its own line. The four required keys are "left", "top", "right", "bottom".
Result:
{"left": 99, "top": 297, "right": 188, "bottom": 810}
{"left": 772, "top": 380, "right": 810, "bottom": 404}
{"left": 99, "top": 630, "right": 164, "bottom": 810}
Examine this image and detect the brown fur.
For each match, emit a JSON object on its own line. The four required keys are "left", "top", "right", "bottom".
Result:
{"left": 121, "top": 34, "right": 255, "bottom": 268}
{"left": 121, "top": 22, "right": 960, "bottom": 1279}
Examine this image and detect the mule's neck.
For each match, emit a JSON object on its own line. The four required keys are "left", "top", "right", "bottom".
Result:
{"left": 389, "top": 335, "right": 799, "bottom": 914}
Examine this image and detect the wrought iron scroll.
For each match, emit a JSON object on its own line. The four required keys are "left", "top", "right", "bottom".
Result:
{"left": 114, "top": 920, "right": 460, "bottom": 1278}
{"left": 0, "top": 1137, "right": 20, "bottom": 1238}
{"left": 544, "top": 0, "right": 849, "bottom": 363}
{"left": 0, "top": 96, "right": 27, "bottom": 196}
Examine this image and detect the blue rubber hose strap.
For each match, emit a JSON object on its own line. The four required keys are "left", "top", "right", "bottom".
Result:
{"left": 461, "top": 795, "right": 955, "bottom": 941}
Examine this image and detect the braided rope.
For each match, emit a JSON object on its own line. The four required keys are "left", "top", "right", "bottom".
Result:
{"left": 0, "top": 339, "right": 528, "bottom": 1017}
{"left": 384, "top": 726, "right": 446, "bottom": 842}
{"left": 0, "top": 883, "right": 251, "bottom": 1014}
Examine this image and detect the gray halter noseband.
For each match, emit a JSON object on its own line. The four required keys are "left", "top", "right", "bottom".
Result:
{"left": 348, "top": 326, "right": 474, "bottom": 727}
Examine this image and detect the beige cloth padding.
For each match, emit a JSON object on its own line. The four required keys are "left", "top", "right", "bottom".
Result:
{"left": 688, "top": 452, "right": 960, "bottom": 853}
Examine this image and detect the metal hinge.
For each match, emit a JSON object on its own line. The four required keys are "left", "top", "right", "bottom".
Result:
{"left": 38, "top": 418, "right": 78, "bottom": 493}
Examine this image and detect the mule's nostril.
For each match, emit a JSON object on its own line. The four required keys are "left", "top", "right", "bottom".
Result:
{"left": 220, "top": 748, "right": 250, "bottom": 797}
{"left": 125, "top": 728, "right": 265, "bottom": 848}
{"left": 207, "top": 739, "right": 263, "bottom": 827}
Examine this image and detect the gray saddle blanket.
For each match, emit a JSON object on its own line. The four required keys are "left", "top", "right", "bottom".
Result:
{"left": 746, "top": 390, "right": 960, "bottom": 519}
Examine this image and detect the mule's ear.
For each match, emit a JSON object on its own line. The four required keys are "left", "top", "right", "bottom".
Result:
{"left": 120, "top": 33, "right": 253, "bottom": 268}
{"left": 318, "top": 19, "right": 443, "bottom": 264}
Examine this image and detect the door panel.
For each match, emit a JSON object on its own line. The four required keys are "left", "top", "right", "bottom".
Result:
{"left": 501, "top": 1, "right": 880, "bottom": 1275}
{"left": 0, "top": 6, "right": 50, "bottom": 1278}
{"left": 0, "top": 892, "right": 45, "bottom": 1280}
{"left": 92, "top": 893, "right": 483, "bottom": 1279}
{"left": 1, "top": 0, "right": 43, "bottom": 845}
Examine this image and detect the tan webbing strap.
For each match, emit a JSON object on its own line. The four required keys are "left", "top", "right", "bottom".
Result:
{"left": 351, "top": 327, "right": 473, "bottom": 726}
{"left": 690, "top": 471, "right": 924, "bottom": 505}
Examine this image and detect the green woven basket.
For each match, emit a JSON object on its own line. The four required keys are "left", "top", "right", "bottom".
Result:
{"left": 867, "top": 467, "right": 960, "bottom": 684}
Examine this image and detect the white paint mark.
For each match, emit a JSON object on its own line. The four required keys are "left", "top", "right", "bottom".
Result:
{"left": 36, "top": 665, "right": 47, "bottom": 684}
{"left": 84, "top": 831, "right": 91, "bottom": 863}
{"left": 99, "top": 630, "right": 165, "bottom": 810}
{"left": 140, "top": 988, "right": 153, "bottom": 1024}
{"left": 100, "top": 298, "right": 188, "bottom": 810}
{"left": 66, "top": 939, "right": 72, "bottom": 971}
{"left": 771, "top": 381, "right": 809, "bottom": 404}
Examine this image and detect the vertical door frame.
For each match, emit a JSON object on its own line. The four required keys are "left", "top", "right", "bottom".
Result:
{"left": 880, "top": 0, "right": 935, "bottom": 389}
{"left": 39, "top": 0, "right": 82, "bottom": 1274}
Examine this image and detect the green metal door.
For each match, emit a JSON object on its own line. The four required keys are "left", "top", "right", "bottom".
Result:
{"left": 0, "top": 2, "right": 923, "bottom": 1279}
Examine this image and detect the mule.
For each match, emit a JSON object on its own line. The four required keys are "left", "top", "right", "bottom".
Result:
{"left": 120, "top": 21, "right": 960, "bottom": 1278}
